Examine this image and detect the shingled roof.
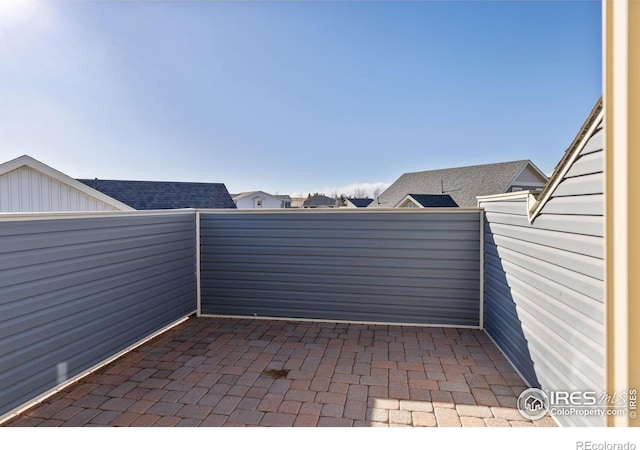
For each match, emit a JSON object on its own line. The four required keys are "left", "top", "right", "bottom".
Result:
{"left": 77, "top": 179, "right": 236, "bottom": 210}
{"left": 370, "top": 160, "right": 547, "bottom": 208}
{"left": 347, "top": 198, "right": 374, "bottom": 208}
{"left": 400, "top": 194, "right": 458, "bottom": 208}
{"left": 303, "top": 194, "right": 337, "bottom": 208}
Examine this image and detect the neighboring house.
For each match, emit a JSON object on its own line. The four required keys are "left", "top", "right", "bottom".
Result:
{"left": 274, "top": 195, "right": 292, "bottom": 208}
{"left": 232, "top": 191, "right": 290, "bottom": 209}
{"left": 77, "top": 179, "right": 236, "bottom": 210}
{"left": 289, "top": 197, "right": 306, "bottom": 208}
{"left": 369, "top": 160, "right": 548, "bottom": 208}
{"left": 395, "top": 194, "right": 458, "bottom": 208}
{"left": 302, "top": 194, "right": 338, "bottom": 208}
{"left": 345, "top": 198, "right": 374, "bottom": 208}
{"left": 0, "top": 155, "right": 133, "bottom": 212}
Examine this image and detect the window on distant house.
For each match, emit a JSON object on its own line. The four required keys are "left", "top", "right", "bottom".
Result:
{"left": 255, "top": 198, "right": 264, "bottom": 208}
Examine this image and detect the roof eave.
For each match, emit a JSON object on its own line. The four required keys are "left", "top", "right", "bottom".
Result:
{"left": 527, "top": 98, "right": 604, "bottom": 223}
{"left": 0, "top": 156, "right": 135, "bottom": 211}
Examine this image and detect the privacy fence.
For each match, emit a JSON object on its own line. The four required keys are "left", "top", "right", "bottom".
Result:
{"left": 199, "top": 210, "right": 483, "bottom": 327}
{"left": 0, "top": 212, "right": 197, "bottom": 420}
{"left": 0, "top": 179, "right": 604, "bottom": 428}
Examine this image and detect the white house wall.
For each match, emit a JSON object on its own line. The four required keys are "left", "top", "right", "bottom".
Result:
{"left": 234, "top": 195, "right": 282, "bottom": 209}
{"left": 511, "top": 165, "right": 548, "bottom": 187}
{"left": 0, "top": 166, "right": 121, "bottom": 212}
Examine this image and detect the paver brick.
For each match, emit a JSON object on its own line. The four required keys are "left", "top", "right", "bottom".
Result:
{"left": 434, "top": 407, "right": 461, "bottom": 427}
{"left": 228, "top": 410, "right": 264, "bottom": 425}
{"left": 145, "top": 401, "right": 182, "bottom": 416}
{"left": 471, "top": 387, "right": 500, "bottom": 406}
{"left": 257, "top": 393, "right": 284, "bottom": 412}
{"left": 400, "top": 400, "right": 433, "bottom": 412}
{"left": 260, "top": 412, "right": 296, "bottom": 427}
{"left": 130, "top": 414, "right": 161, "bottom": 427}
{"left": 177, "top": 404, "right": 213, "bottom": 420}
{"left": 346, "top": 384, "right": 368, "bottom": 402}
{"left": 456, "top": 404, "right": 492, "bottom": 418}
{"left": 278, "top": 400, "right": 302, "bottom": 414}
{"left": 343, "top": 400, "right": 367, "bottom": 421}
{"left": 389, "top": 410, "right": 412, "bottom": 425}
{"left": 430, "top": 390, "right": 454, "bottom": 408}
{"left": 315, "top": 391, "right": 346, "bottom": 405}
{"left": 109, "top": 412, "right": 140, "bottom": 427}
{"left": 317, "top": 417, "right": 353, "bottom": 427}
{"left": 294, "top": 414, "right": 319, "bottom": 427}
{"left": 438, "top": 381, "right": 470, "bottom": 393}
{"left": 299, "top": 402, "right": 322, "bottom": 416}
{"left": 484, "top": 418, "right": 511, "bottom": 427}
{"left": 491, "top": 406, "right": 526, "bottom": 421}
{"left": 98, "top": 398, "right": 135, "bottom": 413}
{"left": 366, "top": 408, "right": 389, "bottom": 423}
{"left": 412, "top": 412, "right": 437, "bottom": 427}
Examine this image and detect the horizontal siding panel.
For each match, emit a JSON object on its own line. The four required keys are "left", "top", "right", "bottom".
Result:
{"left": 489, "top": 233, "right": 603, "bottom": 280}
{"left": 486, "top": 222, "right": 602, "bottom": 259}
{"left": 1, "top": 248, "right": 195, "bottom": 305}
{"left": 565, "top": 151, "right": 603, "bottom": 178}
{"left": 1, "top": 239, "right": 194, "bottom": 288}
{"left": 537, "top": 195, "right": 603, "bottom": 216}
{"left": 202, "top": 211, "right": 480, "bottom": 224}
{"left": 551, "top": 172, "right": 603, "bottom": 197}
{"left": 0, "top": 264, "right": 195, "bottom": 338}
{"left": 480, "top": 134, "right": 604, "bottom": 428}
{"left": 203, "top": 253, "right": 481, "bottom": 271}
{"left": 206, "top": 244, "right": 481, "bottom": 259}
{"left": 204, "top": 229, "right": 478, "bottom": 246}
{"left": 202, "top": 278, "right": 479, "bottom": 298}
{"left": 0, "top": 213, "right": 197, "bottom": 418}
{"left": 202, "top": 262, "right": 478, "bottom": 281}
{"left": 485, "top": 252, "right": 603, "bottom": 322}
{"left": 579, "top": 129, "right": 603, "bottom": 156}
{"left": 200, "top": 211, "right": 481, "bottom": 327}
{"left": 0, "top": 219, "right": 194, "bottom": 252}
{"left": 486, "top": 245, "right": 602, "bottom": 301}
{"left": 201, "top": 236, "right": 480, "bottom": 254}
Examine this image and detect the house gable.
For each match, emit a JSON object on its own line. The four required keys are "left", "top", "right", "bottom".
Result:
{"left": 0, "top": 155, "right": 133, "bottom": 212}
{"left": 370, "top": 160, "right": 547, "bottom": 209}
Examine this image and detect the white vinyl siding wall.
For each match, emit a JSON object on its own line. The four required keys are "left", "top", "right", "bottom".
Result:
{"left": 0, "top": 167, "right": 120, "bottom": 212}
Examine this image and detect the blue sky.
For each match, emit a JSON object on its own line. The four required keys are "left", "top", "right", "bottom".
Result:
{"left": 0, "top": 0, "right": 601, "bottom": 197}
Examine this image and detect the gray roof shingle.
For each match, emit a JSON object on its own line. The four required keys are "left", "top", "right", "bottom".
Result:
{"left": 347, "top": 198, "right": 374, "bottom": 208}
{"left": 405, "top": 194, "right": 458, "bottom": 207}
{"left": 370, "top": 160, "right": 546, "bottom": 208}
{"left": 77, "top": 179, "right": 237, "bottom": 210}
{"left": 303, "top": 194, "right": 337, "bottom": 207}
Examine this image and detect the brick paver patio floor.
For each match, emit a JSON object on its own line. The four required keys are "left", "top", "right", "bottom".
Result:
{"left": 4, "top": 317, "right": 556, "bottom": 427}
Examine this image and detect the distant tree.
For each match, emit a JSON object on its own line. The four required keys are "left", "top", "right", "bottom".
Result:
{"left": 353, "top": 188, "right": 369, "bottom": 198}
{"left": 373, "top": 188, "right": 381, "bottom": 199}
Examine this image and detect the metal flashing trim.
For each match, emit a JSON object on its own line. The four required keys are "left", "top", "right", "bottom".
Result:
{"left": 198, "top": 313, "right": 483, "bottom": 330}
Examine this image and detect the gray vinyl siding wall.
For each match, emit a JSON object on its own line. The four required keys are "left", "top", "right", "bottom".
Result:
{"left": 200, "top": 210, "right": 482, "bottom": 327}
{"left": 0, "top": 212, "right": 197, "bottom": 418}
{"left": 480, "top": 125, "right": 604, "bottom": 427}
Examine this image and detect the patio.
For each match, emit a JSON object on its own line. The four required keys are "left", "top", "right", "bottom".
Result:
{"left": 3, "top": 317, "right": 556, "bottom": 427}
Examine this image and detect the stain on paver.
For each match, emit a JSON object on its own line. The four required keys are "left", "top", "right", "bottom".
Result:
{"left": 261, "top": 369, "right": 290, "bottom": 380}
